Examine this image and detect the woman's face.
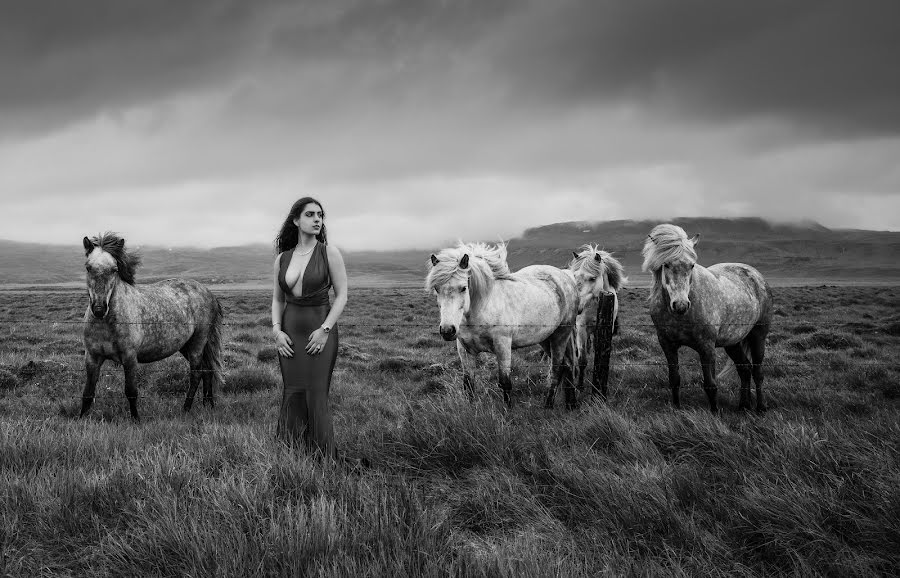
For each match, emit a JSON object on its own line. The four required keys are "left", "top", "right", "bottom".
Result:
{"left": 292, "top": 203, "right": 324, "bottom": 237}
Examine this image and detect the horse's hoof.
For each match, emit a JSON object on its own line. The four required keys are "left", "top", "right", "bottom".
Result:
{"left": 756, "top": 404, "right": 768, "bottom": 414}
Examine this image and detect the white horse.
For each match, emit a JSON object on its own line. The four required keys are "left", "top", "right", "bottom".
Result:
{"left": 568, "top": 245, "right": 627, "bottom": 392}
{"left": 642, "top": 224, "right": 774, "bottom": 413}
{"left": 426, "top": 242, "right": 580, "bottom": 408}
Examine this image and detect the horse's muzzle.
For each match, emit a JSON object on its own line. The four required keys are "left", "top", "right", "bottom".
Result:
{"left": 90, "top": 302, "right": 109, "bottom": 319}
{"left": 439, "top": 325, "right": 457, "bottom": 341}
{"left": 671, "top": 300, "right": 691, "bottom": 315}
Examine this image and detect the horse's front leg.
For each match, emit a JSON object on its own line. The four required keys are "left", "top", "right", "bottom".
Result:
{"left": 697, "top": 344, "right": 719, "bottom": 413}
{"left": 574, "top": 322, "right": 588, "bottom": 392}
{"left": 123, "top": 358, "right": 140, "bottom": 421}
{"left": 659, "top": 339, "right": 681, "bottom": 408}
{"left": 81, "top": 354, "right": 104, "bottom": 418}
{"left": 456, "top": 340, "right": 478, "bottom": 400}
{"left": 493, "top": 336, "right": 513, "bottom": 407}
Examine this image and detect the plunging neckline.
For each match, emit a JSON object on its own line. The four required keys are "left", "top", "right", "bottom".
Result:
{"left": 285, "top": 242, "right": 317, "bottom": 297}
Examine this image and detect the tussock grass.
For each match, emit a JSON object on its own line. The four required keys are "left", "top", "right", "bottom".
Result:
{"left": 0, "top": 286, "right": 898, "bottom": 575}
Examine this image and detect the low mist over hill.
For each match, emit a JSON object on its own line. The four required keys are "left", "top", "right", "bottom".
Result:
{"left": 1, "top": 218, "right": 898, "bottom": 286}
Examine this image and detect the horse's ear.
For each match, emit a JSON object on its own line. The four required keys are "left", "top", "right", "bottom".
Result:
{"left": 430, "top": 254, "right": 439, "bottom": 266}
{"left": 690, "top": 233, "right": 701, "bottom": 246}
{"left": 459, "top": 254, "right": 470, "bottom": 269}
{"left": 82, "top": 236, "right": 93, "bottom": 255}
{"left": 572, "top": 251, "right": 579, "bottom": 259}
{"left": 593, "top": 253, "right": 602, "bottom": 262}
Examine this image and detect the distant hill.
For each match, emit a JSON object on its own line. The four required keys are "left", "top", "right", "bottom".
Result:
{"left": 1, "top": 217, "right": 898, "bottom": 287}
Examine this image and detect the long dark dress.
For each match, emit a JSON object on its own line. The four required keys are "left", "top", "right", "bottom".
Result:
{"left": 277, "top": 242, "right": 338, "bottom": 457}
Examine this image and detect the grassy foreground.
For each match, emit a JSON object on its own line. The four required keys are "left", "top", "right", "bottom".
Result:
{"left": 1, "top": 285, "right": 899, "bottom": 576}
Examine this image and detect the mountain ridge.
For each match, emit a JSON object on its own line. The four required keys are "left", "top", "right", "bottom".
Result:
{"left": 1, "top": 217, "right": 898, "bottom": 285}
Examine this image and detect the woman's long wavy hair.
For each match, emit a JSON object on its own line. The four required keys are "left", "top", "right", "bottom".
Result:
{"left": 274, "top": 197, "right": 328, "bottom": 254}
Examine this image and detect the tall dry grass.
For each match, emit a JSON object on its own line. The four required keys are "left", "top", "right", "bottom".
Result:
{"left": 1, "top": 285, "right": 898, "bottom": 576}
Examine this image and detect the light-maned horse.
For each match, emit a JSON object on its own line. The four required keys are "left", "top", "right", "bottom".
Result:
{"left": 81, "top": 233, "right": 224, "bottom": 420}
{"left": 426, "top": 242, "right": 580, "bottom": 408}
{"left": 642, "top": 224, "right": 773, "bottom": 413}
{"left": 568, "top": 245, "right": 627, "bottom": 392}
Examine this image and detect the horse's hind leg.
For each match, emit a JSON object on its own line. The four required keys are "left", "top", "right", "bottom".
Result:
{"left": 697, "top": 344, "right": 719, "bottom": 413}
{"left": 544, "top": 335, "right": 577, "bottom": 410}
{"left": 81, "top": 354, "right": 104, "bottom": 418}
{"left": 725, "top": 343, "right": 753, "bottom": 411}
{"left": 748, "top": 329, "right": 768, "bottom": 413}
{"left": 181, "top": 349, "right": 202, "bottom": 412}
{"left": 494, "top": 336, "right": 514, "bottom": 407}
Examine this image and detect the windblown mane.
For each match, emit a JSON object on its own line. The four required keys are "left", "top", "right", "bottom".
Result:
{"left": 89, "top": 232, "right": 142, "bottom": 285}
{"left": 641, "top": 224, "right": 697, "bottom": 296}
{"left": 425, "top": 241, "right": 512, "bottom": 310}
{"left": 569, "top": 244, "right": 627, "bottom": 291}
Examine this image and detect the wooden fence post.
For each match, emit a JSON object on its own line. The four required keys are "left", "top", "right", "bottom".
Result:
{"left": 591, "top": 291, "right": 616, "bottom": 399}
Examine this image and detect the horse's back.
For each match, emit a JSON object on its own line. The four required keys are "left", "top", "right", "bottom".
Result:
{"left": 511, "top": 265, "right": 578, "bottom": 317}
{"left": 706, "top": 263, "right": 773, "bottom": 341}
{"left": 483, "top": 265, "right": 578, "bottom": 345}
{"left": 132, "top": 279, "right": 220, "bottom": 361}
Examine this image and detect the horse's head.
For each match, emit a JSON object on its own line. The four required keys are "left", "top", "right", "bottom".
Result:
{"left": 569, "top": 246, "right": 627, "bottom": 313}
{"left": 83, "top": 237, "right": 121, "bottom": 318}
{"left": 660, "top": 256, "right": 697, "bottom": 315}
{"left": 642, "top": 226, "right": 700, "bottom": 315}
{"left": 82, "top": 233, "right": 140, "bottom": 319}
{"left": 428, "top": 253, "right": 471, "bottom": 341}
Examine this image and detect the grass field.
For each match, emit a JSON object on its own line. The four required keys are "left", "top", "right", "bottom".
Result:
{"left": 1, "top": 285, "right": 899, "bottom": 576}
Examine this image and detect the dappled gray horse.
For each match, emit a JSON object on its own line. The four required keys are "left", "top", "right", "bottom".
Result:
{"left": 642, "top": 224, "right": 773, "bottom": 412}
{"left": 81, "top": 233, "right": 224, "bottom": 420}
{"left": 427, "top": 241, "right": 580, "bottom": 408}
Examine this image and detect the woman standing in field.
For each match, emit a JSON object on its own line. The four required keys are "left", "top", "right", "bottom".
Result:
{"left": 272, "top": 197, "right": 348, "bottom": 458}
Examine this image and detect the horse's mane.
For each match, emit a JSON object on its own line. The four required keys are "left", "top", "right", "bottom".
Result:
{"left": 89, "top": 232, "right": 142, "bottom": 285}
{"left": 641, "top": 224, "right": 697, "bottom": 298}
{"left": 425, "top": 241, "right": 513, "bottom": 311}
{"left": 569, "top": 244, "right": 627, "bottom": 291}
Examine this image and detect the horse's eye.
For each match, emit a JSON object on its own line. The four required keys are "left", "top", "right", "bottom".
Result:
{"left": 589, "top": 277, "right": 597, "bottom": 282}
{"left": 459, "top": 287, "right": 467, "bottom": 293}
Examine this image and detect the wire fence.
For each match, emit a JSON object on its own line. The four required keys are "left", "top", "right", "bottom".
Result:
{"left": 1, "top": 310, "right": 897, "bottom": 405}
{"left": 0, "top": 319, "right": 895, "bottom": 330}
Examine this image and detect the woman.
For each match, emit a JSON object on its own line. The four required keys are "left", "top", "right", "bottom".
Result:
{"left": 272, "top": 197, "right": 348, "bottom": 458}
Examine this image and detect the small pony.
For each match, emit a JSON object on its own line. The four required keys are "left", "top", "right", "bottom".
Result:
{"left": 642, "top": 224, "right": 774, "bottom": 412}
{"left": 568, "top": 245, "right": 627, "bottom": 392}
{"left": 81, "top": 233, "right": 224, "bottom": 420}
{"left": 426, "top": 241, "right": 580, "bottom": 408}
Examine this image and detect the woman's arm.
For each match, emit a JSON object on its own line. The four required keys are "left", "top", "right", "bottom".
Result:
{"left": 322, "top": 244, "right": 348, "bottom": 329}
{"left": 272, "top": 254, "right": 294, "bottom": 356}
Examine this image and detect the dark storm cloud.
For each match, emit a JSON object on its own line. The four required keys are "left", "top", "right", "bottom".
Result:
{"left": 4, "top": 0, "right": 899, "bottom": 136}
{"left": 0, "top": 0, "right": 273, "bottom": 135}
{"left": 482, "top": 0, "right": 900, "bottom": 136}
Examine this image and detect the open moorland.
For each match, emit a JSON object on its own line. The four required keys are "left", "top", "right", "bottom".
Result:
{"left": 1, "top": 284, "right": 899, "bottom": 576}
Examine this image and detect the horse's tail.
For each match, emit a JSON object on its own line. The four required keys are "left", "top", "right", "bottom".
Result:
{"left": 202, "top": 296, "right": 225, "bottom": 394}
{"left": 716, "top": 340, "right": 751, "bottom": 382}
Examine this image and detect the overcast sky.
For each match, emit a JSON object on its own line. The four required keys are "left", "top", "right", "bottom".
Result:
{"left": 1, "top": 0, "right": 899, "bottom": 250}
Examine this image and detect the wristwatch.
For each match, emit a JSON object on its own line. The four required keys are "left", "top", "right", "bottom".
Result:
{"left": 321, "top": 324, "right": 331, "bottom": 333}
